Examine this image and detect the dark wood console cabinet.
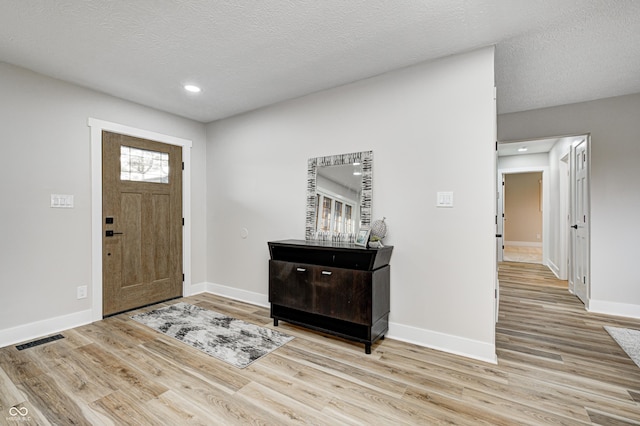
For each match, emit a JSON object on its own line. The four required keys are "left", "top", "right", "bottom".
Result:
{"left": 268, "top": 239, "right": 393, "bottom": 354}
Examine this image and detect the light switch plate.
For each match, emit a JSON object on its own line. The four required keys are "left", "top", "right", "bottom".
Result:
{"left": 436, "top": 191, "right": 454, "bottom": 207}
{"left": 51, "top": 194, "right": 74, "bottom": 208}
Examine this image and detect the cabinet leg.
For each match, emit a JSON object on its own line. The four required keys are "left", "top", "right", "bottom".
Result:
{"left": 274, "top": 319, "right": 279, "bottom": 326}
{"left": 365, "top": 344, "right": 371, "bottom": 354}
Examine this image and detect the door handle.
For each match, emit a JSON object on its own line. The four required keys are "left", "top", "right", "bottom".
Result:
{"left": 571, "top": 224, "right": 578, "bottom": 229}
{"left": 105, "top": 230, "right": 124, "bottom": 237}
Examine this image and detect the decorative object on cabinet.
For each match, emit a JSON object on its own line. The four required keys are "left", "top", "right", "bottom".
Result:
{"left": 268, "top": 239, "right": 393, "bottom": 354}
{"left": 369, "top": 217, "right": 388, "bottom": 248}
{"left": 306, "top": 151, "right": 373, "bottom": 241}
{"left": 354, "top": 228, "right": 370, "bottom": 247}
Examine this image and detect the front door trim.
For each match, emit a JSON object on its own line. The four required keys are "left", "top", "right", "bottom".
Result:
{"left": 89, "top": 118, "right": 192, "bottom": 322}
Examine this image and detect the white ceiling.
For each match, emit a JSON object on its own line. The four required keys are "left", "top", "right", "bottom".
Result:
{"left": 498, "top": 137, "right": 561, "bottom": 157}
{"left": 1, "top": 1, "right": 639, "bottom": 123}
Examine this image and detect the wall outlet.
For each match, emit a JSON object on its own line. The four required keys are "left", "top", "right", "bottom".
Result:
{"left": 77, "top": 285, "right": 88, "bottom": 299}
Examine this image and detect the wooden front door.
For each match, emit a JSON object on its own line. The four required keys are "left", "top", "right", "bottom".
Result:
{"left": 102, "top": 131, "right": 183, "bottom": 316}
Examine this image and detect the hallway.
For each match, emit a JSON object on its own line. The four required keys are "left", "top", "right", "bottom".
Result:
{"left": 497, "top": 261, "right": 640, "bottom": 424}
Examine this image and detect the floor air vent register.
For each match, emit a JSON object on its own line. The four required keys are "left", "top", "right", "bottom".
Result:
{"left": 16, "top": 334, "right": 64, "bottom": 351}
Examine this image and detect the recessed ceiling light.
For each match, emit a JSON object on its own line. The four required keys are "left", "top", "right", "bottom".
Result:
{"left": 184, "top": 84, "right": 201, "bottom": 93}
{"left": 353, "top": 171, "right": 362, "bottom": 176}
{"left": 517, "top": 147, "right": 528, "bottom": 152}
{"left": 353, "top": 161, "right": 361, "bottom": 166}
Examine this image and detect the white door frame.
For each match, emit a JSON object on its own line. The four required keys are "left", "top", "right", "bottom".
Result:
{"left": 88, "top": 118, "right": 192, "bottom": 322}
{"left": 497, "top": 167, "right": 550, "bottom": 266}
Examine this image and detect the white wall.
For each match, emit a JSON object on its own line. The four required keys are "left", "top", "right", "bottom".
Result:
{"left": 498, "top": 93, "right": 640, "bottom": 318}
{"left": 206, "top": 47, "right": 497, "bottom": 361}
{"left": 0, "top": 62, "right": 208, "bottom": 342}
{"left": 504, "top": 172, "right": 543, "bottom": 244}
{"left": 547, "top": 138, "right": 573, "bottom": 279}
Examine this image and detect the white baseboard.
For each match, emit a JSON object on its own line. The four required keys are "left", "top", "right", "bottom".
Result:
{"left": 0, "top": 285, "right": 497, "bottom": 365}
{"left": 185, "top": 281, "right": 208, "bottom": 296}
{"left": 0, "top": 309, "right": 93, "bottom": 349}
{"left": 0, "top": 282, "right": 260, "bottom": 350}
{"left": 203, "top": 284, "right": 496, "bottom": 362}
{"left": 589, "top": 299, "right": 640, "bottom": 320}
{"left": 547, "top": 259, "right": 560, "bottom": 277}
{"left": 205, "top": 282, "right": 269, "bottom": 308}
{"left": 504, "top": 241, "right": 542, "bottom": 248}
{"left": 195, "top": 284, "right": 497, "bottom": 363}
{"left": 388, "top": 321, "right": 497, "bottom": 364}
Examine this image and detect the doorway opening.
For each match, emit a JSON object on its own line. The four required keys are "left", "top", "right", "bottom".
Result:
{"left": 497, "top": 134, "right": 590, "bottom": 306}
{"left": 502, "top": 171, "right": 543, "bottom": 264}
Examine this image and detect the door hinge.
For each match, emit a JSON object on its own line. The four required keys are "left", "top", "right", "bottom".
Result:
{"left": 495, "top": 141, "right": 498, "bottom": 151}
{"left": 502, "top": 245, "right": 504, "bottom": 249}
{"left": 583, "top": 276, "right": 586, "bottom": 284}
{"left": 182, "top": 162, "right": 184, "bottom": 170}
{"left": 182, "top": 218, "right": 184, "bottom": 226}
{"left": 495, "top": 289, "right": 498, "bottom": 298}
{"left": 182, "top": 274, "right": 185, "bottom": 282}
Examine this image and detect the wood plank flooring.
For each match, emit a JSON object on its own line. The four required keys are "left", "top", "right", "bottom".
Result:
{"left": 499, "top": 261, "right": 569, "bottom": 289}
{"left": 1, "top": 262, "right": 639, "bottom": 424}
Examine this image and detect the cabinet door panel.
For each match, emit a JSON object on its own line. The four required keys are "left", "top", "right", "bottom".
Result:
{"left": 269, "top": 260, "right": 314, "bottom": 310}
{"left": 312, "top": 268, "right": 371, "bottom": 325}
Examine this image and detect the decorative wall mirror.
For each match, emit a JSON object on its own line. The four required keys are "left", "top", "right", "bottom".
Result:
{"left": 305, "top": 151, "right": 373, "bottom": 241}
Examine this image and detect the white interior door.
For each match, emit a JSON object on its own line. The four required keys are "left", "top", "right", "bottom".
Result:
{"left": 569, "top": 137, "right": 590, "bottom": 305}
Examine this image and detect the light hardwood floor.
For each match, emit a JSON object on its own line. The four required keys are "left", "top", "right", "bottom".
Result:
{"left": 1, "top": 263, "right": 639, "bottom": 425}
{"left": 503, "top": 246, "right": 543, "bottom": 264}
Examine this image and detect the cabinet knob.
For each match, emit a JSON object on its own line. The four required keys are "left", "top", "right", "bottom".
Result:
{"left": 321, "top": 271, "right": 332, "bottom": 276}
{"left": 296, "top": 268, "right": 306, "bottom": 272}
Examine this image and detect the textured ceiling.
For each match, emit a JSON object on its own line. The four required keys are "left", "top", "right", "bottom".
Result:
{"left": 1, "top": 1, "right": 639, "bottom": 122}
{"left": 498, "top": 138, "right": 561, "bottom": 157}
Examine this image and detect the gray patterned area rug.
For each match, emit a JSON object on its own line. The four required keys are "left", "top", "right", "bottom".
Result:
{"left": 131, "top": 302, "right": 293, "bottom": 368}
{"left": 605, "top": 326, "right": 640, "bottom": 368}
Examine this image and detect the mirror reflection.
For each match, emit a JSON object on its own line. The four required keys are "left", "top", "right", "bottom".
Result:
{"left": 315, "top": 164, "right": 362, "bottom": 235}
{"left": 305, "top": 151, "right": 372, "bottom": 242}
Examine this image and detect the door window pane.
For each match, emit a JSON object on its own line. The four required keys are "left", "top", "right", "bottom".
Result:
{"left": 121, "top": 146, "right": 169, "bottom": 183}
